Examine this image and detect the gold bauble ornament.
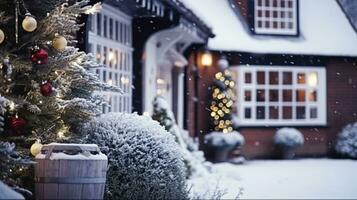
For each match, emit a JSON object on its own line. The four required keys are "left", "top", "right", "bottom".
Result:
{"left": 22, "top": 13, "right": 37, "bottom": 32}
{"left": 0, "top": 29, "right": 4, "bottom": 44}
{"left": 52, "top": 35, "right": 67, "bottom": 51}
{"left": 30, "top": 140, "right": 43, "bottom": 157}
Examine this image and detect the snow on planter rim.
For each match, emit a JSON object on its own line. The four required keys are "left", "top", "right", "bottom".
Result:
{"left": 205, "top": 131, "right": 245, "bottom": 148}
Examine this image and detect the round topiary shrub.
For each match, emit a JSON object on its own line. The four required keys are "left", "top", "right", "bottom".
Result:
{"left": 82, "top": 113, "right": 188, "bottom": 200}
{"left": 335, "top": 123, "right": 357, "bottom": 159}
{"left": 274, "top": 128, "right": 304, "bottom": 159}
{"left": 274, "top": 128, "right": 304, "bottom": 148}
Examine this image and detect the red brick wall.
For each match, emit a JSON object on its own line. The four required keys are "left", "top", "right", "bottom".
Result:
{"left": 186, "top": 53, "right": 357, "bottom": 158}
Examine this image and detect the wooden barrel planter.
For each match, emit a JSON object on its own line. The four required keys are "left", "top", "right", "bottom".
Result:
{"left": 35, "top": 143, "right": 108, "bottom": 200}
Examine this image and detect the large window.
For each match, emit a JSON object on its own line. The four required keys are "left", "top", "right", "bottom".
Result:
{"left": 87, "top": 4, "right": 133, "bottom": 113}
{"left": 254, "top": 0, "right": 298, "bottom": 35}
{"left": 235, "top": 66, "right": 326, "bottom": 126}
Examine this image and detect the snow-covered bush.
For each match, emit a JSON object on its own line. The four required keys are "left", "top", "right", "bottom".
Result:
{"left": 335, "top": 123, "right": 357, "bottom": 158}
{"left": 152, "top": 95, "right": 187, "bottom": 148}
{"left": 274, "top": 128, "right": 304, "bottom": 148}
{"left": 82, "top": 113, "right": 188, "bottom": 200}
{"left": 205, "top": 131, "right": 245, "bottom": 149}
{"left": 152, "top": 96, "right": 211, "bottom": 178}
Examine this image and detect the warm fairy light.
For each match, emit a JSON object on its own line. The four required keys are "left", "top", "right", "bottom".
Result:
{"left": 107, "top": 79, "right": 113, "bottom": 86}
{"left": 57, "top": 131, "right": 65, "bottom": 138}
{"left": 9, "top": 102, "right": 15, "bottom": 111}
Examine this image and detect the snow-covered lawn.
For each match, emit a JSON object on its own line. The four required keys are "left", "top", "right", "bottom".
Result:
{"left": 189, "top": 159, "right": 357, "bottom": 199}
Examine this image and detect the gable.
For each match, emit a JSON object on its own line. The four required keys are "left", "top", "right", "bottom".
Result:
{"left": 180, "top": 0, "right": 357, "bottom": 57}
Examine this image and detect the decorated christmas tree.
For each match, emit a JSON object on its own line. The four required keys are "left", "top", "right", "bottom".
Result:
{"left": 209, "top": 57, "right": 236, "bottom": 133}
{"left": 0, "top": 0, "right": 113, "bottom": 193}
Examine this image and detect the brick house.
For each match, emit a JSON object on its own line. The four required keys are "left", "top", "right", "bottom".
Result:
{"left": 181, "top": 0, "right": 357, "bottom": 158}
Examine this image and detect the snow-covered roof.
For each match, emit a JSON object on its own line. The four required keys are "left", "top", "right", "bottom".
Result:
{"left": 180, "top": 0, "right": 357, "bottom": 57}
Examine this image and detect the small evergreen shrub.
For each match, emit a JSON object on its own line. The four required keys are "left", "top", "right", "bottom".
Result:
{"left": 274, "top": 128, "right": 304, "bottom": 148}
{"left": 82, "top": 113, "right": 188, "bottom": 200}
{"left": 335, "top": 123, "right": 357, "bottom": 158}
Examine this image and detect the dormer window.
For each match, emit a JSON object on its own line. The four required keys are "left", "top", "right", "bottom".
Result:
{"left": 254, "top": 0, "right": 298, "bottom": 35}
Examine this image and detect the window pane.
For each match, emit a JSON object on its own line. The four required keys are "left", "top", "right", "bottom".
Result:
{"left": 273, "top": 11, "right": 278, "bottom": 18}
{"left": 257, "top": 89, "right": 265, "bottom": 102}
{"left": 257, "top": 71, "right": 265, "bottom": 84}
{"left": 273, "top": 0, "right": 278, "bottom": 7}
{"left": 97, "top": 14, "right": 102, "bottom": 35}
{"left": 103, "top": 46, "right": 107, "bottom": 65}
{"left": 257, "top": 106, "right": 265, "bottom": 119}
{"left": 296, "top": 90, "right": 306, "bottom": 102}
{"left": 288, "top": 0, "right": 293, "bottom": 8}
{"left": 245, "top": 90, "right": 252, "bottom": 101}
{"left": 103, "top": 15, "right": 107, "bottom": 38}
{"left": 269, "top": 89, "right": 279, "bottom": 102}
{"left": 265, "top": 10, "right": 270, "bottom": 17}
{"left": 308, "top": 90, "right": 317, "bottom": 102}
{"left": 273, "top": 21, "right": 278, "bottom": 29}
{"left": 265, "top": 21, "right": 270, "bottom": 28}
{"left": 269, "top": 106, "right": 279, "bottom": 119}
{"left": 109, "top": 18, "right": 113, "bottom": 39}
{"left": 269, "top": 71, "right": 279, "bottom": 85}
{"left": 297, "top": 73, "right": 306, "bottom": 84}
{"left": 296, "top": 106, "right": 306, "bottom": 119}
{"left": 245, "top": 72, "right": 252, "bottom": 83}
{"left": 96, "top": 45, "right": 101, "bottom": 63}
{"left": 283, "top": 106, "right": 292, "bottom": 119}
{"left": 258, "top": 0, "right": 262, "bottom": 6}
{"left": 307, "top": 72, "right": 318, "bottom": 87}
{"left": 283, "top": 89, "right": 292, "bottom": 102}
{"left": 265, "top": 0, "right": 270, "bottom": 6}
{"left": 310, "top": 107, "right": 318, "bottom": 119}
{"left": 283, "top": 72, "right": 292, "bottom": 85}
{"left": 245, "top": 107, "right": 252, "bottom": 119}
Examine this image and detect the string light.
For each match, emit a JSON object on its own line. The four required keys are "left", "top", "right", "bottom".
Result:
{"left": 209, "top": 69, "right": 236, "bottom": 133}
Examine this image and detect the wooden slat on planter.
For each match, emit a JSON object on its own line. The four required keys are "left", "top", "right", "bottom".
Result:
{"left": 35, "top": 143, "right": 107, "bottom": 200}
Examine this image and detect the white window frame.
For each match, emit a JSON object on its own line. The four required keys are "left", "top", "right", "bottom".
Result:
{"left": 233, "top": 65, "right": 326, "bottom": 126}
{"left": 254, "top": 0, "right": 298, "bottom": 35}
{"left": 87, "top": 3, "right": 133, "bottom": 113}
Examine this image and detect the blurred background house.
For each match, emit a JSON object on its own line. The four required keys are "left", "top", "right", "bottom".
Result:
{"left": 182, "top": 0, "right": 357, "bottom": 158}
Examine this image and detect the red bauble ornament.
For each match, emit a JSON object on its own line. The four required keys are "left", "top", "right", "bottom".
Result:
{"left": 31, "top": 48, "right": 48, "bottom": 65}
{"left": 10, "top": 116, "right": 27, "bottom": 135}
{"left": 40, "top": 82, "right": 53, "bottom": 96}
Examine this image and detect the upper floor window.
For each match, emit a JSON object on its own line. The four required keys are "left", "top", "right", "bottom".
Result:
{"left": 254, "top": 0, "right": 298, "bottom": 35}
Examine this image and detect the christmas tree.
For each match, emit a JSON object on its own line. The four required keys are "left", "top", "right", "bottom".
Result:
{"left": 209, "top": 58, "right": 236, "bottom": 133}
{"left": 0, "top": 0, "right": 113, "bottom": 193}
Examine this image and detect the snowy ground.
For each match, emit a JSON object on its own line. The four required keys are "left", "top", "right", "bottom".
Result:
{"left": 188, "top": 159, "right": 357, "bottom": 199}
